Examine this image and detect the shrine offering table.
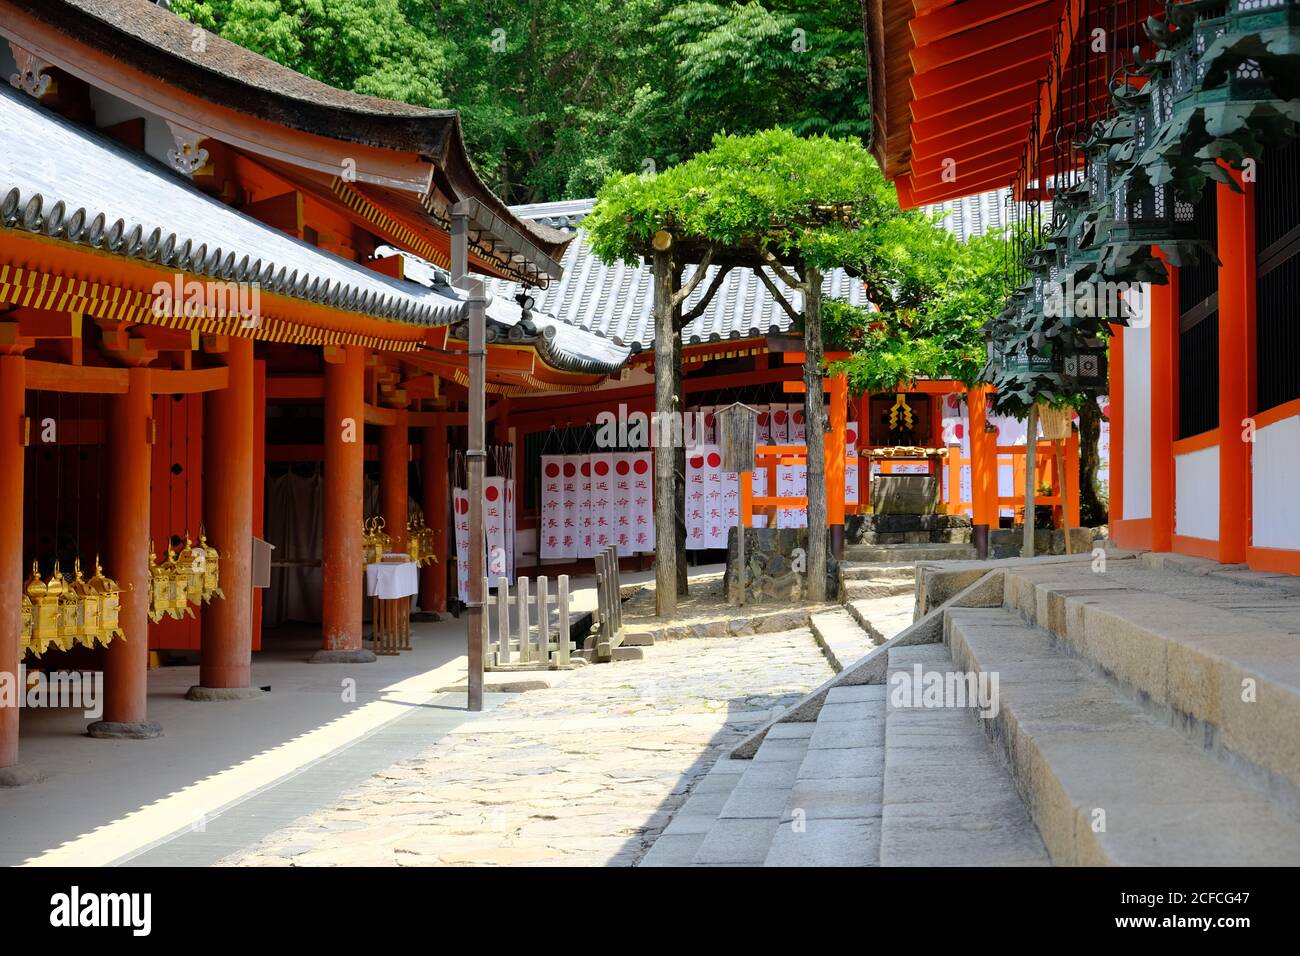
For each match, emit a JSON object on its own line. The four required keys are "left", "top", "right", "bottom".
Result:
{"left": 365, "top": 556, "right": 419, "bottom": 655}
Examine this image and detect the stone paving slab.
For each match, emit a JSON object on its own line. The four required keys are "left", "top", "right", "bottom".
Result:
{"left": 224, "top": 623, "right": 834, "bottom": 867}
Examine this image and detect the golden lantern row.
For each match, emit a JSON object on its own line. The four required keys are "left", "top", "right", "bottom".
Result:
{"left": 147, "top": 532, "right": 223, "bottom": 622}
{"left": 406, "top": 514, "right": 437, "bottom": 567}
{"left": 21, "top": 557, "right": 124, "bottom": 658}
{"left": 362, "top": 516, "right": 391, "bottom": 564}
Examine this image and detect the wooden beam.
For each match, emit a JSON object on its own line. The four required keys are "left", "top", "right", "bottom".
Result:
{"left": 266, "top": 375, "right": 325, "bottom": 400}
{"left": 25, "top": 360, "right": 127, "bottom": 393}
{"left": 363, "top": 402, "right": 398, "bottom": 426}
{"left": 909, "top": 3, "right": 1060, "bottom": 74}
{"left": 149, "top": 365, "right": 230, "bottom": 394}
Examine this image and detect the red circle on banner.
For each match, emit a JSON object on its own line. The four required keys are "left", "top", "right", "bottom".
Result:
{"left": 615, "top": 460, "right": 630, "bottom": 476}
{"left": 563, "top": 463, "right": 576, "bottom": 477}
{"left": 1102, "top": 403, "right": 1111, "bottom": 418}
{"left": 507, "top": 486, "right": 513, "bottom": 502}
{"left": 948, "top": 395, "right": 960, "bottom": 409}
{"left": 774, "top": 410, "right": 787, "bottom": 424}
{"left": 793, "top": 411, "right": 804, "bottom": 424}
{"left": 580, "top": 462, "right": 591, "bottom": 476}
{"left": 758, "top": 413, "right": 769, "bottom": 425}
{"left": 633, "top": 459, "right": 649, "bottom": 475}
{"left": 689, "top": 455, "right": 704, "bottom": 469}
{"left": 455, "top": 498, "right": 467, "bottom": 514}
{"left": 485, "top": 485, "right": 499, "bottom": 501}
{"left": 707, "top": 452, "right": 721, "bottom": 468}
{"left": 954, "top": 423, "right": 965, "bottom": 439}
{"left": 594, "top": 460, "right": 609, "bottom": 476}
{"left": 544, "top": 463, "right": 560, "bottom": 478}
{"left": 846, "top": 428, "right": 858, "bottom": 444}
{"left": 705, "top": 414, "right": 715, "bottom": 427}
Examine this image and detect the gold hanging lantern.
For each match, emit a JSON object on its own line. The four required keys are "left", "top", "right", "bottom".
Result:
{"left": 164, "top": 547, "right": 195, "bottom": 620}
{"left": 200, "top": 531, "right": 223, "bottom": 603}
{"left": 88, "top": 556, "right": 124, "bottom": 646}
{"left": 25, "top": 561, "right": 61, "bottom": 657}
{"left": 64, "top": 558, "right": 101, "bottom": 650}
{"left": 362, "top": 517, "right": 390, "bottom": 563}
{"left": 21, "top": 593, "right": 36, "bottom": 658}
{"left": 149, "top": 544, "right": 195, "bottom": 622}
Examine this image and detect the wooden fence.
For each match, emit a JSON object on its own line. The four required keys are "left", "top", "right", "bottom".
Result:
{"left": 484, "top": 573, "right": 576, "bottom": 669}
{"left": 591, "top": 546, "right": 624, "bottom": 662}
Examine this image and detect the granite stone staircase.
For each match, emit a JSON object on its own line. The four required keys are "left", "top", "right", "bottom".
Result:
{"left": 642, "top": 551, "right": 1300, "bottom": 866}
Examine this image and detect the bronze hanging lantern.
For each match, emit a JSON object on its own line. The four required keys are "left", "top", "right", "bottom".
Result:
{"left": 88, "top": 556, "right": 124, "bottom": 646}
{"left": 64, "top": 557, "right": 101, "bottom": 650}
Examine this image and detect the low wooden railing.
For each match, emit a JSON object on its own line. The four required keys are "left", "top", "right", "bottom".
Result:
{"left": 484, "top": 573, "right": 575, "bottom": 669}
{"left": 591, "top": 546, "right": 624, "bottom": 662}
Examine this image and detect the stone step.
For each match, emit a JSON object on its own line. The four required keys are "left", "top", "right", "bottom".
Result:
{"left": 853, "top": 530, "right": 972, "bottom": 545}
{"left": 843, "top": 542, "right": 977, "bottom": 564}
{"left": 840, "top": 562, "right": 916, "bottom": 582}
{"left": 810, "top": 608, "right": 879, "bottom": 672}
{"left": 881, "top": 643, "right": 1050, "bottom": 866}
{"left": 945, "top": 605, "right": 1300, "bottom": 865}
{"left": 1001, "top": 562, "right": 1300, "bottom": 793}
{"left": 690, "top": 734, "right": 811, "bottom": 865}
{"left": 764, "top": 684, "right": 887, "bottom": 866}
{"left": 846, "top": 597, "right": 915, "bottom": 644}
{"left": 842, "top": 577, "right": 914, "bottom": 601}
{"left": 640, "top": 756, "right": 749, "bottom": 867}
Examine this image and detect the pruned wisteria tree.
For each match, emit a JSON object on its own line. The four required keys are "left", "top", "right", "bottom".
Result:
{"left": 585, "top": 128, "right": 903, "bottom": 614}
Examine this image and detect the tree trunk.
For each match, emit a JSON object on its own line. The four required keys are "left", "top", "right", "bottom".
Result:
{"left": 803, "top": 266, "right": 827, "bottom": 602}
{"left": 1076, "top": 399, "right": 1106, "bottom": 527}
{"left": 651, "top": 248, "right": 677, "bottom": 615}
{"left": 1023, "top": 402, "right": 1039, "bottom": 558}
{"left": 671, "top": 280, "right": 689, "bottom": 598}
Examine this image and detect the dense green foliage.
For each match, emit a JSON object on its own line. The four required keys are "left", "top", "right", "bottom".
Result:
{"left": 172, "top": 0, "right": 868, "bottom": 204}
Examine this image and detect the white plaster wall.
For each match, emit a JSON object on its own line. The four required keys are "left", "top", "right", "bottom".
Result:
{"left": 1121, "top": 288, "right": 1153, "bottom": 520}
{"left": 1253, "top": 413, "right": 1300, "bottom": 550}
{"left": 1175, "top": 444, "right": 1220, "bottom": 541}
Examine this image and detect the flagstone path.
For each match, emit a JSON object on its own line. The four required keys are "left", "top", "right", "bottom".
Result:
{"left": 223, "top": 626, "right": 836, "bottom": 866}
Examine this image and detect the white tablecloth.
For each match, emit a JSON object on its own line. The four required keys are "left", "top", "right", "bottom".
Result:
{"left": 365, "top": 559, "right": 420, "bottom": 599}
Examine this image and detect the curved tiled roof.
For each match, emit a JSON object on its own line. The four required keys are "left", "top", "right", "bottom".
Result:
{"left": 0, "top": 84, "right": 465, "bottom": 327}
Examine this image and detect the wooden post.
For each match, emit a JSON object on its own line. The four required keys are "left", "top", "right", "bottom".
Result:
{"left": 536, "top": 575, "right": 551, "bottom": 664}
{"left": 196, "top": 336, "right": 255, "bottom": 694}
{"left": 496, "top": 576, "right": 510, "bottom": 666}
{"left": 557, "top": 574, "right": 571, "bottom": 665}
{"left": 1217, "top": 171, "right": 1254, "bottom": 564}
{"left": 421, "top": 424, "right": 448, "bottom": 613}
{"left": 651, "top": 245, "right": 677, "bottom": 616}
{"left": 967, "top": 386, "right": 994, "bottom": 559}
{"left": 453, "top": 203, "right": 485, "bottom": 711}
{"left": 1056, "top": 439, "right": 1073, "bottom": 554}
{"left": 91, "top": 366, "right": 160, "bottom": 737}
{"left": 380, "top": 410, "right": 409, "bottom": 553}
{"left": 517, "top": 575, "right": 532, "bottom": 664}
{"left": 0, "top": 355, "right": 24, "bottom": 771}
{"left": 1150, "top": 251, "right": 1177, "bottom": 553}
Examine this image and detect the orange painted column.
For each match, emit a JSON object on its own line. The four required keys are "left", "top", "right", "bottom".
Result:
{"left": 318, "top": 346, "right": 371, "bottom": 661}
{"left": 1150, "top": 256, "right": 1178, "bottom": 553}
{"left": 422, "top": 425, "right": 448, "bottom": 613}
{"left": 1217, "top": 173, "right": 1254, "bottom": 564}
{"left": 0, "top": 356, "right": 24, "bottom": 770}
{"left": 380, "top": 410, "right": 409, "bottom": 554}
{"left": 92, "top": 366, "right": 160, "bottom": 737}
{"left": 196, "top": 337, "right": 255, "bottom": 694}
{"left": 967, "top": 386, "right": 995, "bottom": 557}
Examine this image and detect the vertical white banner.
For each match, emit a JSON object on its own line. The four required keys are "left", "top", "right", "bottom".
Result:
{"left": 686, "top": 449, "right": 706, "bottom": 550}
{"left": 561, "top": 455, "right": 582, "bottom": 559}
{"left": 776, "top": 463, "right": 807, "bottom": 529}
{"left": 845, "top": 456, "right": 860, "bottom": 506}
{"left": 539, "top": 456, "right": 565, "bottom": 559}
{"left": 505, "top": 478, "right": 516, "bottom": 580}
{"left": 771, "top": 404, "right": 789, "bottom": 444}
{"left": 703, "top": 445, "right": 725, "bottom": 549}
{"left": 589, "top": 453, "right": 614, "bottom": 555}
{"left": 791, "top": 406, "right": 807, "bottom": 444}
{"left": 629, "top": 451, "right": 654, "bottom": 553}
{"left": 453, "top": 486, "right": 471, "bottom": 601}
{"left": 483, "top": 477, "right": 507, "bottom": 580}
{"left": 750, "top": 468, "right": 769, "bottom": 529}
{"left": 755, "top": 405, "right": 771, "bottom": 444}
{"left": 577, "top": 457, "right": 596, "bottom": 558}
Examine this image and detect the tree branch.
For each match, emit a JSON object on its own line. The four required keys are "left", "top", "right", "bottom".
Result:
{"left": 680, "top": 264, "right": 734, "bottom": 322}
{"left": 668, "top": 245, "right": 718, "bottom": 310}
{"left": 755, "top": 267, "right": 802, "bottom": 323}
{"left": 759, "top": 249, "right": 803, "bottom": 290}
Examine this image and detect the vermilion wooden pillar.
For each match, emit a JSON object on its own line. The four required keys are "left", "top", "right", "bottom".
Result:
{"left": 1217, "top": 173, "right": 1254, "bottom": 564}
{"left": 316, "top": 345, "right": 374, "bottom": 662}
{"left": 380, "top": 410, "right": 409, "bottom": 553}
{"left": 192, "top": 337, "right": 259, "bottom": 698}
{"left": 422, "top": 425, "right": 448, "bottom": 613}
{"left": 967, "top": 386, "right": 995, "bottom": 558}
{"left": 1107, "top": 323, "right": 1125, "bottom": 527}
{"left": 91, "top": 366, "right": 161, "bottom": 738}
{"left": 0, "top": 356, "right": 25, "bottom": 775}
{"left": 1150, "top": 254, "right": 1178, "bottom": 553}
